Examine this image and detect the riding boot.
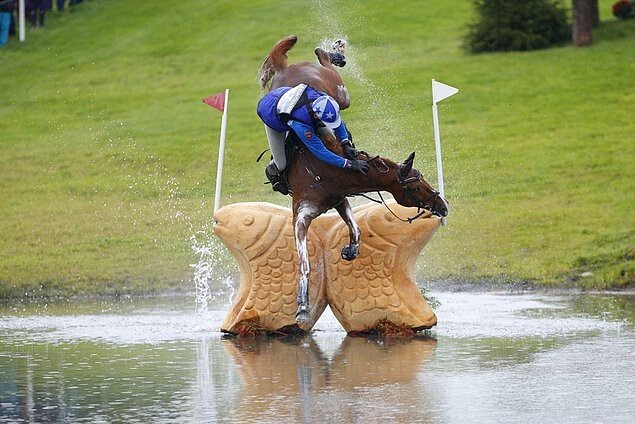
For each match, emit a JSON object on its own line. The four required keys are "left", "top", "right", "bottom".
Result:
{"left": 265, "top": 160, "right": 289, "bottom": 195}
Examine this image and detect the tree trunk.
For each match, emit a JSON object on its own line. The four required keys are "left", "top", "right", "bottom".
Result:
{"left": 572, "top": 0, "right": 593, "bottom": 47}
{"left": 591, "top": 0, "right": 600, "bottom": 27}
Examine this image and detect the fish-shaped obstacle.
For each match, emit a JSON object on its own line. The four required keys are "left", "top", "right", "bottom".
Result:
{"left": 213, "top": 203, "right": 328, "bottom": 333}
{"left": 213, "top": 201, "right": 439, "bottom": 334}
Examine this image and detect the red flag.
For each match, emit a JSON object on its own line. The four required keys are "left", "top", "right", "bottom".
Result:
{"left": 203, "top": 91, "right": 225, "bottom": 112}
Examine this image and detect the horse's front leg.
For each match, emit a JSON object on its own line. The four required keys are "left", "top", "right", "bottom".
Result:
{"left": 335, "top": 198, "right": 361, "bottom": 261}
{"left": 294, "top": 202, "right": 320, "bottom": 323}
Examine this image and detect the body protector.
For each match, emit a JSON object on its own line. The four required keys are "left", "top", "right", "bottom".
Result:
{"left": 257, "top": 84, "right": 364, "bottom": 171}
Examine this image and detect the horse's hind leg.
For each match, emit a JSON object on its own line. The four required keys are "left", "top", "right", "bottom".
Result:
{"left": 335, "top": 199, "right": 361, "bottom": 261}
{"left": 293, "top": 202, "right": 319, "bottom": 323}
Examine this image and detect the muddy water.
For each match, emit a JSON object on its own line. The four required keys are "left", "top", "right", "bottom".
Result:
{"left": 1, "top": 292, "right": 633, "bottom": 423}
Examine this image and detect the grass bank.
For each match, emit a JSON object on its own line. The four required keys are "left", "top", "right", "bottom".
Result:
{"left": 0, "top": 0, "right": 633, "bottom": 298}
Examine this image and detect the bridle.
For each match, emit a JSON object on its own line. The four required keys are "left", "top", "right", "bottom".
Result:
{"left": 290, "top": 147, "right": 443, "bottom": 223}
{"left": 360, "top": 156, "right": 443, "bottom": 224}
{"left": 397, "top": 168, "right": 443, "bottom": 218}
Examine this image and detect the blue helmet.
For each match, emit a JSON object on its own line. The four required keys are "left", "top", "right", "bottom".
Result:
{"left": 311, "top": 95, "right": 341, "bottom": 129}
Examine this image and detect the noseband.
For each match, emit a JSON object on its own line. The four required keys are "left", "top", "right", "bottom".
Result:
{"left": 358, "top": 156, "right": 443, "bottom": 223}
{"left": 397, "top": 168, "right": 442, "bottom": 216}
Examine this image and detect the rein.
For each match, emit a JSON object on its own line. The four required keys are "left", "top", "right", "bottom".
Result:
{"left": 294, "top": 144, "right": 347, "bottom": 189}
{"left": 356, "top": 156, "right": 439, "bottom": 224}
{"left": 293, "top": 148, "right": 439, "bottom": 223}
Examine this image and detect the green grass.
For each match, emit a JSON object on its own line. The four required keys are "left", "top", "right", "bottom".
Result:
{"left": 0, "top": 0, "right": 633, "bottom": 298}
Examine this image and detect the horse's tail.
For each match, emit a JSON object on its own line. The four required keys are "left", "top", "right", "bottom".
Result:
{"left": 258, "top": 35, "right": 298, "bottom": 92}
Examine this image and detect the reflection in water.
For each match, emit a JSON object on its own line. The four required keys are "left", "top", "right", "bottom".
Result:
{"left": 222, "top": 335, "right": 437, "bottom": 423}
{"left": 0, "top": 292, "right": 633, "bottom": 423}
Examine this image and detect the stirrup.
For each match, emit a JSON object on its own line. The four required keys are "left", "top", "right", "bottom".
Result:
{"left": 265, "top": 167, "right": 289, "bottom": 195}
{"left": 272, "top": 181, "right": 290, "bottom": 195}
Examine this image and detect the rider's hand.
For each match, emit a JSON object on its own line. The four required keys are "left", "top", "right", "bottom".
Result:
{"left": 346, "top": 159, "right": 369, "bottom": 175}
{"left": 342, "top": 142, "right": 359, "bottom": 159}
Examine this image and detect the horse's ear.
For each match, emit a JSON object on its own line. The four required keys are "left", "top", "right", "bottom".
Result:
{"left": 400, "top": 152, "right": 415, "bottom": 177}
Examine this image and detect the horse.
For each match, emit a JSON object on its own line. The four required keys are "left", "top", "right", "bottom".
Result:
{"left": 258, "top": 36, "right": 448, "bottom": 323}
{"left": 258, "top": 35, "right": 350, "bottom": 110}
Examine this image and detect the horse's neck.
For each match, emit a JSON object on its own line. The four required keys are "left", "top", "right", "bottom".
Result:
{"left": 290, "top": 147, "right": 401, "bottom": 200}
{"left": 340, "top": 156, "right": 401, "bottom": 197}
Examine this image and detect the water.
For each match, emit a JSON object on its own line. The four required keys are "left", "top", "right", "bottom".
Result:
{"left": 190, "top": 229, "right": 236, "bottom": 313}
{"left": 1, "top": 292, "right": 633, "bottom": 423}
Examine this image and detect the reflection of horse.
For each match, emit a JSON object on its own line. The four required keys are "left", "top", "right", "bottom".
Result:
{"left": 222, "top": 334, "right": 437, "bottom": 421}
{"left": 258, "top": 36, "right": 448, "bottom": 323}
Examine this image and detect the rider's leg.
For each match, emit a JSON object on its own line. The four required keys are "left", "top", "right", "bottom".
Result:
{"left": 264, "top": 125, "right": 290, "bottom": 194}
{"left": 264, "top": 125, "right": 287, "bottom": 171}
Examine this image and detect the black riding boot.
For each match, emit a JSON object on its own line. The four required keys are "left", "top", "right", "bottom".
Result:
{"left": 265, "top": 161, "right": 289, "bottom": 195}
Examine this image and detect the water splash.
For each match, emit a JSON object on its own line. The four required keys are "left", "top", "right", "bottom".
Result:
{"left": 190, "top": 227, "right": 236, "bottom": 313}
{"left": 94, "top": 129, "right": 238, "bottom": 311}
{"left": 308, "top": 1, "right": 401, "bottom": 207}
{"left": 309, "top": 3, "right": 412, "bottom": 154}
{"left": 309, "top": 1, "right": 430, "bottom": 166}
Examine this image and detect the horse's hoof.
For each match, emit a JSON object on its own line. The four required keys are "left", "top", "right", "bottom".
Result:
{"left": 296, "top": 311, "right": 310, "bottom": 324}
{"left": 295, "top": 303, "right": 310, "bottom": 324}
{"left": 341, "top": 244, "right": 359, "bottom": 261}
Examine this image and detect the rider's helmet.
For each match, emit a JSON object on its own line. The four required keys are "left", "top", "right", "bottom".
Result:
{"left": 311, "top": 95, "right": 341, "bottom": 129}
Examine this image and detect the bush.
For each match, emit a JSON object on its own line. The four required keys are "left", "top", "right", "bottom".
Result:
{"left": 465, "top": 0, "right": 570, "bottom": 53}
{"left": 612, "top": 1, "right": 634, "bottom": 19}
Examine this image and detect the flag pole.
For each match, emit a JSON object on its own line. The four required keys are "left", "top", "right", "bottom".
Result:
{"left": 18, "top": 0, "right": 25, "bottom": 42}
{"left": 431, "top": 79, "right": 459, "bottom": 226}
{"left": 431, "top": 99, "right": 445, "bottom": 225}
{"left": 213, "top": 89, "right": 229, "bottom": 215}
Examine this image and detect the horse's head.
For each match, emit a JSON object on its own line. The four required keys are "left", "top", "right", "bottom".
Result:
{"left": 394, "top": 152, "right": 448, "bottom": 218}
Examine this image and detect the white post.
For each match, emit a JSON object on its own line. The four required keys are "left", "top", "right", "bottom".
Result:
{"left": 431, "top": 102, "right": 446, "bottom": 226}
{"left": 431, "top": 79, "right": 459, "bottom": 226}
{"left": 431, "top": 102, "right": 445, "bottom": 200}
{"left": 18, "top": 0, "right": 25, "bottom": 42}
{"left": 213, "top": 89, "right": 229, "bottom": 215}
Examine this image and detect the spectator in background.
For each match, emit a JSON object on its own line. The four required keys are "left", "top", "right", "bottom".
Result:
{"left": 25, "top": 0, "right": 36, "bottom": 28}
{"left": 0, "top": 0, "right": 15, "bottom": 47}
{"left": 56, "top": 0, "right": 65, "bottom": 11}
{"left": 27, "top": 0, "right": 51, "bottom": 29}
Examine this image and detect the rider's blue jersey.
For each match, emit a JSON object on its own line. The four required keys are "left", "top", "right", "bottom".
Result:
{"left": 257, "top": 85, "right": 350, "bottom": 168}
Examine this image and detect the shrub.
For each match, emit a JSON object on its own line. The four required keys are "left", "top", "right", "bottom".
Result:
{"left": 465, "top": 0, "right": 570, "bottom": 53}
{"left": 612, "top": 0, "right": 634, "bottom": 19}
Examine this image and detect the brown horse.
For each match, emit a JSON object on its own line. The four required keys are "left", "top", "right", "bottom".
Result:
{"left": 258, "top": 35, "right": 350, "bottom": 109}
{"left": 258, "top": 36, "right": 448, "bottom": 323}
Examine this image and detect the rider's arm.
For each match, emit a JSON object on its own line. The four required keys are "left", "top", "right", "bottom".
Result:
{"left": 287, "top": 120, "right": 349, "bottom": 168}
{"left": 332, "top": 121, "right": 350, "bottom": 143}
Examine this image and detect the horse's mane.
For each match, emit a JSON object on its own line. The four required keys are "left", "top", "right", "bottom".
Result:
{"left": 258, "top": 35, "right": 298, "bottom": 92}
{"left": 358, "top": 151, "right": 399, "bottom": 170}
{"left": 309, "top": 130, "right": 400, "bottom": 172}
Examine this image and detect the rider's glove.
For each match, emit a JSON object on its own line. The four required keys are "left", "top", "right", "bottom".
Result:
{"left": 341, "top": 139, "right": 359, "bottom": 159}
{"left": 345, "top": 159, "right": 369, "bottom": 175}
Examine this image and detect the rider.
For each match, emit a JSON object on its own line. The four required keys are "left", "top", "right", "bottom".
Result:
{"left": 257, "top": 83, "right": 368, "bottom": 195}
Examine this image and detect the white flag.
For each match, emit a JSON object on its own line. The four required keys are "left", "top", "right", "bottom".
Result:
{"left": 432, "top": 79, "right": 459, "bottom": 103}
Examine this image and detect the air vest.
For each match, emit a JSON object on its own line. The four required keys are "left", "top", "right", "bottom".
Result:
{"left": 257, "top": 85, "right": 323, "bottom": 132}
